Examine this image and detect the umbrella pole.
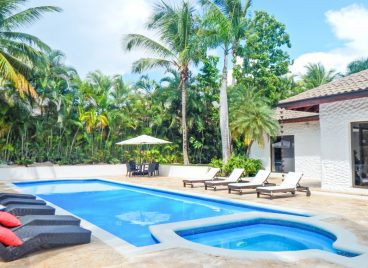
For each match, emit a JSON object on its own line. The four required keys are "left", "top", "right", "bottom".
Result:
{"left": 139, "top": 145, "right": 142, "bottom": 165}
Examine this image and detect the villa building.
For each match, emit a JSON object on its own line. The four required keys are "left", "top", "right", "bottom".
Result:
{"left": 250, "top": 69, "right": 368, "bottom": 193}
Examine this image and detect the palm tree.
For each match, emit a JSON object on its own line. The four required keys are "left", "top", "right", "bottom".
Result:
{"left": 31, "top": 50, "right": 79, "bottom": 160}
{"left": 302, "top": 63, "right": 337, "bottom": 89}
{"left": 123, "top": 1, "right": 202, "bottom": 165}
{"left": 135, "top": 75, "right": 158, "bottom": 94}
{"left": 0, "top": 0, "right": 61, "bottom": 97}
{"left": 230, "top": 85, "right": 279, "bottom": 157}
{"left": 347, "top": 58, "right": 368, "bottom": 75}
{"left": 200, "top": 0, "right": 252, "bottom": 163}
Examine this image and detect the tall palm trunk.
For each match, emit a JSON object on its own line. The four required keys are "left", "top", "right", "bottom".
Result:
{"left": 68, "top": 127, "right": 80, "bottom": 160}
{"left": 180, "top": 69, "right": 190, "bottom": 165}
{"left": 220, "top": 49, "right": 231, "bottom": 162}
{"left": 246, "top": 140, "right": 253, "bottom": 157}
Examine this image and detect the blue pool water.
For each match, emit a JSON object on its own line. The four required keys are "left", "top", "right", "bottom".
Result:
{"left": 178, "top": 219, "right": 359, "bottom": 257}
{"left": 15, "top": 179, "right": 308, "bottom": 247}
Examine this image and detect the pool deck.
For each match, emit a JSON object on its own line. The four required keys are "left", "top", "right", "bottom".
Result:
{"left": 1, "top": 175, "right": 368, "bottom": 268}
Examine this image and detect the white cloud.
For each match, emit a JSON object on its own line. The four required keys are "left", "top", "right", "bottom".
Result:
{"left": 25, "top": 0, "right": 154, "bottom": 78}
{"left": 290, "top": 4, "right": 368, "bottom": 76}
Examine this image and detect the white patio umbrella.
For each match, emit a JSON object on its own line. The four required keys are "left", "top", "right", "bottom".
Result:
{"left": 116, "top": 135, "right": 171, "bottom": 163}
{"left": 116, "top": 135, "right": 171, "bottom": 146}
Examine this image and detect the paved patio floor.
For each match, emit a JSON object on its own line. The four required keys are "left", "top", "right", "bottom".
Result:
{"left": 1, "top": 175, "right": 368, "bottom": 268}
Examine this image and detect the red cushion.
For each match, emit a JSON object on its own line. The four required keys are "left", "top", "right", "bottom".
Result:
{"left": 0, "top": 211, "right": 21, "bottom": 227}
{"left": 0, "top": 226, "right": 23, "bottom": 246}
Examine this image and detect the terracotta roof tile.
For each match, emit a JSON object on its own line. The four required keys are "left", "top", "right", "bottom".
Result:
{"left": 280, "top": 69, "right": 368, "bottom": 104}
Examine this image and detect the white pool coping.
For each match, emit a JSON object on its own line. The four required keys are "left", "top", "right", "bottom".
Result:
{"left": 7, "top": 177, "right": 368, "bottom": 267}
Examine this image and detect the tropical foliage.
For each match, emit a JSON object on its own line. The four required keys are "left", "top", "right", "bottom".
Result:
{"left": 233, "top": 11, "right": 292, "bottom": 106}
{"left": 210, "top": 155, "right": 263, "bottom": 176}
{"left": 300, "top": 63, "right": 337, "bottom": 90}
{"left": 0, "top": 0, "right": 61, "bottom": 97}
{"left": 200, "top": 0, "right": 252, "bottom": 163}
{"left": 347, "top": 58, "right": 368, "bottom": 75}
{"left": 229, "top": 85, "right": 279, "bottom": 156}
{"left": 123, "top": 1, "right": 202, "bottom": 165}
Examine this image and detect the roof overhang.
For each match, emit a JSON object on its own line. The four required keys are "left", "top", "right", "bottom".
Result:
{"left": 279, "top": 88, "right": 368, "bottom": 110}
{"left": 280, "top": 115, "right": 320, "bottom": 124}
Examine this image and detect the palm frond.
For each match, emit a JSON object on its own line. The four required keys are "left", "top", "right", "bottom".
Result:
{"left": 1, "top": 32, "right": 51, "bottom": 51}
{"left": 201, "top": 0, "right": 229, "bottom": 17}
{"left": 1, "top": 6, "right": 62, "bottom": 30}
{"left": 0, "top": 49, "right": 32, "bottom": 75}
{"left": 0, "top": 51, "right": 37, "bottom": 98}
{"left": 123, "top": 34, "right": 175, "bottom": 59}
{"left": 0, "top": 0, "right": 27, "bottom": 16}
{"left": 243, "top": 0, "right": 252, "bottom": 16}
{"left": 131, "top": 58, "right": 172, "bottom": 73}
{"left": 148, "top": 0, "right": 175, "bottom": 29}
{"left": 0, "top": 38, "right": 45, "bottom": 70}
{"left": 200, "top": 1, "right": 232, "bottom": 44}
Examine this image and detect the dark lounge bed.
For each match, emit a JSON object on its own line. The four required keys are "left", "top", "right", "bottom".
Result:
{"left": 0, "top": 225, "right": 91, "bottom": 261}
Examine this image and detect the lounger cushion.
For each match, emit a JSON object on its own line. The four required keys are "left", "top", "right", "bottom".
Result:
{"left": 0, "top": 226, "right": 23, "bottom": 246}
{"left": 0, "top": 212, "right": 21, "bottom": 227}
{"left": 228, "top": 182, "right": 262, "bottom": 188}
{"left": 257, "top": 186, "right": 295, "bottom": 191}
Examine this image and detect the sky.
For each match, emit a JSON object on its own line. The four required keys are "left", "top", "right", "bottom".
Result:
{"left": 24, "top": 0, "right": 368, "bottom": 80}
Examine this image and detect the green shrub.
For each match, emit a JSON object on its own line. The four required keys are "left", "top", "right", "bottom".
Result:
{"left": 109, "top": 158, "right": 120, "bottom": 164}
{"left": 15, "top": 158, "right": 34, "bottom": 166}
{"left": 210, "top": 158, "right": 224, "bottom": 169}
{"left": 209, "top": 158, "right": 225, "bottom": 176}
{"left": 243, "top": 158, "right": 263, "bottom": 176}
{"left": 211, "top": 155, "right": 263, "bottom": 176}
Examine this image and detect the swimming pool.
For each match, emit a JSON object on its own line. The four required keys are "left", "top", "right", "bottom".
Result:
{"left": 14, "top": 179, "right": 308, "bottom": 247}
{"left": 177, "top": 219, "right": 359, "bottom": 257}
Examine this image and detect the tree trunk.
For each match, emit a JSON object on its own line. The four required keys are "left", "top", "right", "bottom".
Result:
{"left": 180, "top": 70, "right": 190, "bottom": 165}
{"left": 220, "top": 49, "right": 231, "bottom": 163}
{"left": 69, "top": 127, "right": 80, "bottom": 161}
{"left": 4, "top": 128, "right": 11, "bottom": 161}
{"left": 246, "top": 140, "right": 254, "bottom": 157}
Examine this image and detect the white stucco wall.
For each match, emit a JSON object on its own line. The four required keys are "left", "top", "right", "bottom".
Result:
{"left": 249, "top": 136, "right": 271, "bottom": 170}
{"left": 319, "top": 97, "right": 368, "bottom": 192}
{"left": 159, "top": 165, "right": 210, "bottom": 178}
{"left": 0, "top": 164, "right": 127, "bottom": 183}
{"left": 0, "top": 164, "right": 211, "bottom": 183}
{"left": 250, "top": 121, "right": 322, "bottom": 180}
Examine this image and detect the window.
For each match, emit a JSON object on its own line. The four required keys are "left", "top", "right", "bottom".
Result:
{"left": 271, "top": 135, "right": 295, "bottom": 173}
{"left": 351, "top": 122, "right": 368, "bottom": 188}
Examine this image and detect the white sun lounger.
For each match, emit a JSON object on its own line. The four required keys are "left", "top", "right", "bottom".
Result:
{"left": 182, "top": 168, "right": 220, "bottom": 188}
{"left": 256, "top": 172, "right": 311, "bottom": 199}
{"left": 227, "top": 170, "right": 271, "bottom": 194}
{"left": 204, "top": 169, "right": 244, "bottom": 190}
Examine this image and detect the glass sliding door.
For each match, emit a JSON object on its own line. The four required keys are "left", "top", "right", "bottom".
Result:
{"left": 271, "top": 135, "right": 295, "bottom": 173}
{"left": 351, "top": 122, "right": 368, "bottom": 188}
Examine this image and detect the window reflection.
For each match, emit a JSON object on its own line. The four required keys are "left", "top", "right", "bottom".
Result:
{"left": 271, "top": 135, "right": 295, "bottom": 173}
{"left": 352, "top": 123, "right": 368, "bottom": 187}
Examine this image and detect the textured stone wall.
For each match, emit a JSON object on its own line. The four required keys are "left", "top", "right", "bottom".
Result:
{"left": 250, "top": 121, "right": 321, "bottom": 179}
{"left": 320, "top": 97, "right": 368, "bottom": 191}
